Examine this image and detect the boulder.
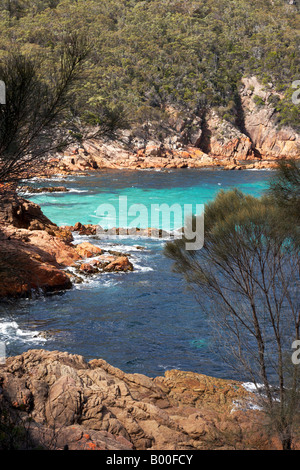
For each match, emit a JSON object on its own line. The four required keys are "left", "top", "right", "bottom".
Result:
{"left": 0, "top": 349, "right": 280, "bottom": 450}
{"left": 79, "top": 263, "right": 99, "bottom": 274}
{"left": 104, "top": 256, "right": 134, "bottom": 272}
{"left": 0, "top": 196, "right": 56, "bottom": 231}
{"left": 73, "top": 222, "right": 97, "bottom": 235}
{"left": 75, "top": 242, "right": 102, "bottom": 258}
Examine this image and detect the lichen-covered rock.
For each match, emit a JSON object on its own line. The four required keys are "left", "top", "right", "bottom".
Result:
{"left": 0, "top": 349, "right": 278, "bottom": 451}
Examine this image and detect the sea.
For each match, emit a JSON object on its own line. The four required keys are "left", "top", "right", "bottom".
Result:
{"left": 0, "top": 168, "right": 272, "bottom": 379}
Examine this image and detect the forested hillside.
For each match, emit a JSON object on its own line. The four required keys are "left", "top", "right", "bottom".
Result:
{"left": 0, "top": 0, "right": 299, "bottom": 135}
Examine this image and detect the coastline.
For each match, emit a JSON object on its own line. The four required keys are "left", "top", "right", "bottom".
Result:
{"left": 0, "top": 198, "right": 136, "bottom": 299}
{"left": 1, "top": 0, "right": 300, "bottom": 451}
{"left": 0, "top": 348, "right": 270, "bottom": 451}
{"left": 46, "top": 140, "right": 283, "bottom": 177}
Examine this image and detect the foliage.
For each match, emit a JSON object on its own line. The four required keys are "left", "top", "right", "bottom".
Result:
{"left": 0, "top": 0, "right": 299, "bottom": 130}
{"left": 268, "top": 159, "right": 300, "bottom": 225}
{"left": 0, "top": 32, "right": 90, "bottom": 185}
{"left": 165, "top": 162, "right": 300, "bottom": 450}
{"left": 0, "top": 406, "right": 32, "bottom": 450}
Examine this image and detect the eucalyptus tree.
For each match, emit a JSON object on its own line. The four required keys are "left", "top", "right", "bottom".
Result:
{"left": 165, "top": 181, "right": 300, "bottom": 450}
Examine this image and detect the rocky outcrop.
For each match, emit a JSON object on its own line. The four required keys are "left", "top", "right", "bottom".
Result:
{"left": 0, "top": 198, "right": 77, "bottom": 297}
{"left": 53, "top": 134, "right": 286, "bottom": 174}
{"left": 20, "top": 185, "right": 69, "bottom": 194}
{"left": 241, "top": 76, "right": 300, "bottom": 159}
{"left": 57, "top": 139, "right": 217, "bottom": 171}
{"left": 0, "top": 225, "right": 77, "bottom": 298}
{"left": 0, "top": 195, "right": 57, "bottom": 232}
{"left": 44, "top": 75, "right": 298, "bottom": 173}
{"left": 0, "top": 198, "right": 135, "bottom": 298}
{"left": 0, "top": 349, "right": 274, "bottom": 450}
{"left": 65, "top": 222, "right": 178, "bottom": 239}
{"left": 204, "top": 111, "right": 253, "bottom": 160}
{"left": 104, "top": 256, "right": 134, "bottom": 273}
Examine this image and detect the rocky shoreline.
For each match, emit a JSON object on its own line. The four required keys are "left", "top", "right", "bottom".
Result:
{"left": 0, "top": 193, "right": 186, "bottom": 299}
{"left": 39, "top": 76, "right": 299, "bottom": 177}
{"left": 0, "top": 349, "right": 274, "bottom": 450}
{"left": 46, "top": 140, "right": 283, "bottom": 177}
{"left": 1, "top": 80, "right": 300, "bottom": 446}
{"left": 0, "top": 197, "right": 266, "bottom": 451}
{"left": 0, "top": 198, "right": 275, "bottom": 450}
{"left": 0, "top": 198, "right": 135, "bottom": 298}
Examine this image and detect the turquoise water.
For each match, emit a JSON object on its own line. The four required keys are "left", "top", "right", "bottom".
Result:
{"left": 1, "top": 169, "right": 272, "bottom": 378}
{"left": 27, "top": 169, "right": 269, "bottom": 228}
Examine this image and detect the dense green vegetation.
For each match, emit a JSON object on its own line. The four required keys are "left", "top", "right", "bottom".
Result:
{"left": 0, "top": 0, "right": 299, "bottom": 132}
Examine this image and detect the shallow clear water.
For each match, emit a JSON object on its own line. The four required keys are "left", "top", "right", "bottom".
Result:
{"left": 24, "top": 169, "right": 269, "bottom": 227}
{"left": 0, "top": 169, "right": 272, "bottom": 378}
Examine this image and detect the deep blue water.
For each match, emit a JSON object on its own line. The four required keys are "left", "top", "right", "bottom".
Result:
{"left": 0, "top": 169, "right": 272, "bottom": 378}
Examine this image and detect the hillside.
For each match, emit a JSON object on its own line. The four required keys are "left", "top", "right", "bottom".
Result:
{"left": 0, "top": 0, "right": 300, "bottom": 162}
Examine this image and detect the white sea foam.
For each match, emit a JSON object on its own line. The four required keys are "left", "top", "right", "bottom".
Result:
{"left": 73, "top": 276, "right": 119, "bottom": 290}
{"left": 99, "top": 243, "right": 148, "bottom": 253}
{"left": 132, "top": 263, "right": 153, "bottom": 273}
{"left": 245, "top": 168, "right": 275, "bottom": 172}
{"left": 22, "top": 175, "right": 70, "bottom": 182}
{"left": 0, "top": 321, "right": 47, "bottom": 345}
{"left": 158, "top": 364, "right": 182, "bottom": 371}
{"left": 231, "top": 382, "right": 266, "bottom": 413}
{"left": 69, "top": 189, "right": 89, "bottom": 193}
{"left": 242, "top": 382, "right": 262, "bottom": 393}
{"left": 232, "top": 399, "right": 262, "bottom": 412}
{"left": 21, "top": 188, "right": 89, "bottom": 197}
{"left": 96, "top": 232, "right": 179, "bottom": 243}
